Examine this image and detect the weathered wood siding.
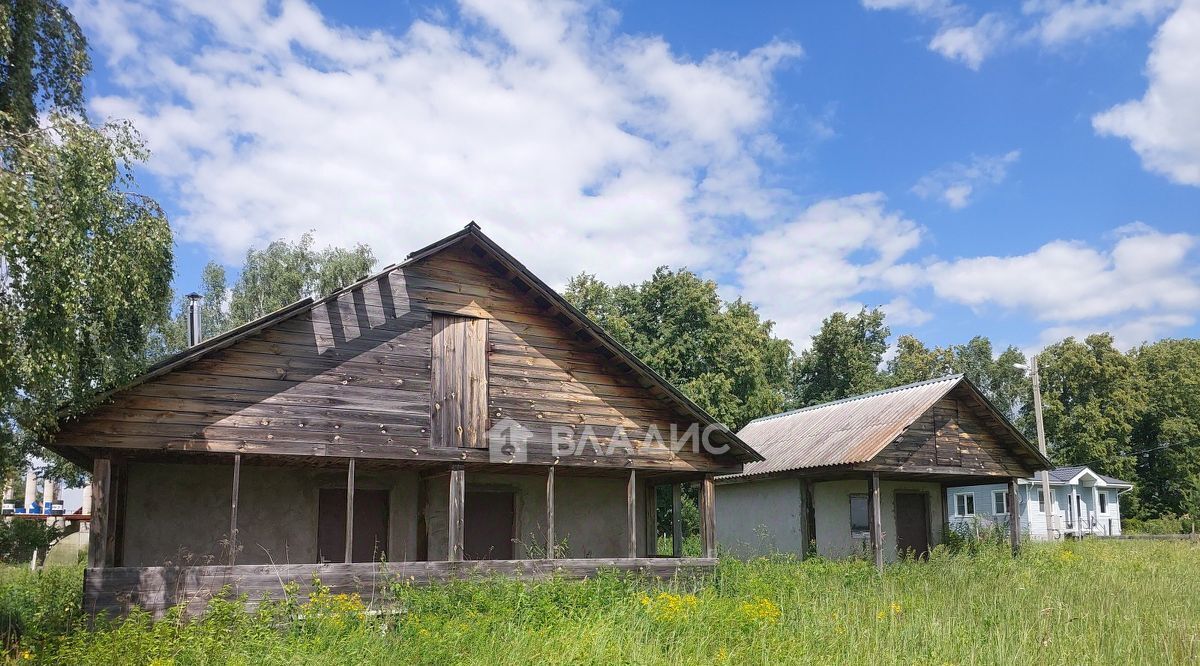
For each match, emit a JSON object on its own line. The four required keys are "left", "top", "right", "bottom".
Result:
{"left": 56, "top": 241, "right": 732, "bottom": 473}
{"left": 85, "top": 558, "right": 719, "bottom": 619}
{"left": 862, "top": 388, "right": 1032, "bottom": 478}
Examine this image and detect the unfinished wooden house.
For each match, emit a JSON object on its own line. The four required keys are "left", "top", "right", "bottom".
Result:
{"left": 716, "top": 375, "right": 1051, "bottom": 569}
{"left": 47, "top": 224, "right": 761, "bottom": 617}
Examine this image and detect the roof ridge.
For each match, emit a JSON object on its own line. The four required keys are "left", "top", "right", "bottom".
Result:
{"left": 745, "top": 374, "right": 964, "bottom": 426}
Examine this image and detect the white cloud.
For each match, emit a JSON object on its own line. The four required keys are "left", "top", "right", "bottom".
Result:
{"left": 737, "top": 193, "right": 924, "bottom": 345}
{"left": 912, "top": 150, "right": 1021, "bottom": 209}
{"left": 926, "top": 225, "right": 1200, "bottom": 340}
{"left": 1092, "top": 0, "right": 1200, "bottom": 186}
{"left": 76, "top": 0, "right": 802, "bottom": 286}
{"left": 928, "top": 13, "right": 1012, "bottom": 70}
{"left": 1028, "top": 0, "right": 1180, "bottom": 46}
{"left": 865, "top": 0, "right": 1177, "bottom": 68}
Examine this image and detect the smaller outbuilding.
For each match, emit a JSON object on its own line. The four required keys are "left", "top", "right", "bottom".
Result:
{"left": 946, "top": 465, "right": 1133, "bottom": 540}
{"left": 716, "top": 375, "right": 1052, "bottom": 569}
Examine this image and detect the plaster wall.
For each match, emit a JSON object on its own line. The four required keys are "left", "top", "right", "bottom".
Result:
{"left": 715, "top": 478, "right": 803, "bottom": 558}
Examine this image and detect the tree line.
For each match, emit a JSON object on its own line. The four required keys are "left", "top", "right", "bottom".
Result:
{"left": 566, "top": 273, "right": 1200, "bottom": 521}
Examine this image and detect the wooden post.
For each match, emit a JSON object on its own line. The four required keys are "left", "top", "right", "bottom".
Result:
{"left": 802, "top": 478, "right": 816, "bottom": 560}
{"left": 1009, "top": 477, "right": 1021, "bottom": 556}
{"left": 545, "top": 467, "right": 555, "bottom": 558}
{"left": 449, "top": 465, "right": 465, "bottom": 561}
{"left": 88, "top": 457, "right": 111, "bottom": 568}
{"left": 699, "top": 474, "right": 716, "bottom": 558}
{"left": 939, "top": 482, "right": 950, "bottom": 546}
{"left": 626, "top": 469, "right": 637, "bottom": 558}
{"left": 644, "top": 481, "right": 657, "bottom": 556}
{"left": 229, "top": 454, "right": 241, "bottom": 566}
{"left": 869, "top": 472, "right": 883, "bottom": 573}
{"left": 671, "top": 483, "right": 683, "bottom": 558}
{"left": 344, "top": 459, "right": 356, "bottom": 563}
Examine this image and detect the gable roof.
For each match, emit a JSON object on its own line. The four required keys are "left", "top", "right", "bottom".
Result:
{"left": 50, "top": 223, "right": 761, "bottom": 465}
{"left": 403, "top": 224, "right": 762, "bottom": 463}
{"left": 722, "top": 374, "right": 1051, "bottom": 480}
{"left": 1040, "top": 465, "right": 1134, "bottom": 488}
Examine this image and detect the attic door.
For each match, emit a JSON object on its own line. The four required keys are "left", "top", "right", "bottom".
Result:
{"left": 432, "top": 314, "right": 489, "bottom": 448}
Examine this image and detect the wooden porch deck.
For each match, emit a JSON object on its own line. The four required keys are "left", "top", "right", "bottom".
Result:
{"left": 84, "top": 558, "right": 719, "bottom": 618}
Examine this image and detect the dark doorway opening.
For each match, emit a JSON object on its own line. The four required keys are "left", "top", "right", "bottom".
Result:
{"left": 894, "top": 492, "right": 931, "bottom": 558}
{"left": 318, "top": 489, "right": 389, "bottom": 563}
{"left": 464, "top": 490, "right": 515, "bottom": 560}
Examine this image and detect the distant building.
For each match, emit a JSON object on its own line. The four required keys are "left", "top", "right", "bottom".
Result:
{"left": 946, "top": 465, "right": 1133, "bottom": 540}
{"left": 716, "top": 375, "right": 1052, "bottom": 566}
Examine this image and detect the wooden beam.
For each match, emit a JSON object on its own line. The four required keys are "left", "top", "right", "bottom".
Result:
{"left": 802, "top": 478, "right": 816, "bottom": 560}
{"left": 83, "top": 558, "right": 722, "bottom": 619}
{"left": 449, "top": 465, "right": 465, "bottom": 561}
{"left": 644, "top": 481, "right": 656, "bottom": 557}
{"left": 671, "top": 483, "right": 683, "bottom": 558}
{"left": 699, "top": 474, "right": 716, "bottom": 558}
{"left": 88, "top": 457, "right": 111, "bottom": 568}
{"left": 869, "top": 472, "right": 883, "bottom": 573}
{"left": 626, "top": 469, "right": 637, "bottom": 558}
{"left": 111, "top": 460, "right": 127, "bottom": 567}
{"left": 1009, "top": 477, "right": 1021, "bottom": 556}
{"left": 545, "top": 467, "right": 555, "bottom": 558}
{"left": 229, "top": 454, "right": 241, "bottom": 566}
{"left": 939, "top": 482, "right": 950, "bottom": 547}
{"left": 344, "top": 458, "right": 355, "bottom": 563}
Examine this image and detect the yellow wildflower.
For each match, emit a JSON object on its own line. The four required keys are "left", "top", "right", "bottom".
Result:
{"left": 739, "top": 597, "right": 781, "bottom": 625}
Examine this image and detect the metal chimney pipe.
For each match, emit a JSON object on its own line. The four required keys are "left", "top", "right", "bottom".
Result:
{"left": 186, "top": 292, "right": 203, "bottom": 347}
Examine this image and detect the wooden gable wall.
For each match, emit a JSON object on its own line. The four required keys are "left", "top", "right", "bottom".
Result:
{"left": 55, "top": 240, "right": 736, "bottom": 474}
{"left": 861, "top": 385, "right": 1034, "bottom": 478}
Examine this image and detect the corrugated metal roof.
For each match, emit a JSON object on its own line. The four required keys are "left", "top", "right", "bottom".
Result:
{"left": 724, "top": 375, "right": 964, "bottom": 479}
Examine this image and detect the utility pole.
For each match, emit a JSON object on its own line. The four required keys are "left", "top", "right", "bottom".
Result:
{"left": 1029, "top": 356, "right": 1055, "bottom": 539}
{"left": 1016, "top": 356, "right": 1055, "bottom": 539}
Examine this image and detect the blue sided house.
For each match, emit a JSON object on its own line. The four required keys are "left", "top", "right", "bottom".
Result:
{"left": 946, "top": 465, "right": 1133, "bottom": 540}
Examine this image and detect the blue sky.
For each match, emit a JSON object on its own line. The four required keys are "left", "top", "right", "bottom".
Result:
{"left": 75, "top": 0, "right": 1200, "bottom": 354}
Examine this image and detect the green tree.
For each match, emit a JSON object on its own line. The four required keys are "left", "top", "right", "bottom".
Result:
{"left": 0, "top": 0, "right": 89, "bottom": 132}
{"left": 565, "top": 268, "right": 792, "bottom": 430}
{"left": 792, "top": 308, "right": 889, "bottom": 406}
{"left": 886, "top": 334, "right": 953, "bottom": 385}
{"left": 951, "top": 337, "right": 1029, "bottom": 418}
{"left": 160, "top": 234, "right": 376, "bottom": 354}
{"left": 1130, "top": 339, "right": 1200, "bottom": 518}
{"left": 0, "top": 114, "right": 173, "bottom": 476}
{"left": 228, "top": 233, "right": 374, "bottom": 328}
{"left": 1033, "top": 334, "right": 1143, "bottom": 488}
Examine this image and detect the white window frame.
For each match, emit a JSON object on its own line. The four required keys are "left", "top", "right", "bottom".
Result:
{"left": 993, "top": 489, "right": 1010, "bottom": 516}
{"left": 954, "top": 493, "right": 975, "bottom": 517}
{"left": 1099, "top": 491, "right": 1109, "bottom": 515}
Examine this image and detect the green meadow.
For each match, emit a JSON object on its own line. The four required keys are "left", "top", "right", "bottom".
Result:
{"left": 1, "top": 539, "right": 1197, "bottom": 665}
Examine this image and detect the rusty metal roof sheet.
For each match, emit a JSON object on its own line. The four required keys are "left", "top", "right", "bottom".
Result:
{"left": 723, "top": 375, "right": 966, "bottom": 480}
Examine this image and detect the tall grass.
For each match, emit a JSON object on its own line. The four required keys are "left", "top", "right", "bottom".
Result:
{"left": 6, "top": 539, "right": 1200, "bottom": 664}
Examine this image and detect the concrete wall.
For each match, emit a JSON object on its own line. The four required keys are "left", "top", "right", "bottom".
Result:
{"left": 422, "top": 472, "right": 645, "bottom": 560}
{"left": 715, "top": 477, "right": 944, "bottom": 562}
{"left": 715, "top": 478, "right": 803, "bottom": 558}
{"left": 121, "top": 463, "right": 645, "bottom": 566}
{"left": 122, "top": 462, "right": 420, "bottom": 567}
{"left": 812, "top": 479, "right": 944, "bottom": 563}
